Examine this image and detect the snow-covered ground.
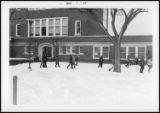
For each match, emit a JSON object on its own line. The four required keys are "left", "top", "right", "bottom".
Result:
{"left": 9, "top": 62, "right": 157, "bottom": 111}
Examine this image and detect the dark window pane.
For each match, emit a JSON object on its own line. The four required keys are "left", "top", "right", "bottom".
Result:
{"left": 30, "top": 27, "right": 34, "bottom": 36}
{"left": 17, "top": 25, "right": 21, "bottom": 29}
{"left": 42, "top": 27, "right": 46, "bottom": 36}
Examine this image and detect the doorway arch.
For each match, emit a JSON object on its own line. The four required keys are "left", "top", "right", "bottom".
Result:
{"left": 38, "top": 43, "right": 54, "bottom": 60}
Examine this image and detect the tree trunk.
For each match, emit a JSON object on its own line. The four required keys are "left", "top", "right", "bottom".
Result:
{"left": 114, "top": 41, "right": 121, "bottom": 72}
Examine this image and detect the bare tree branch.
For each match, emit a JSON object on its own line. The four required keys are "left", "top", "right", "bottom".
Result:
{"left": 111, "top": 8, "right": 118, "bottom": 37}
{"left": 121, "top": 8, "right": 127, "bottom": 20}
{"left": 79, "top": 9, "right": 115, "bottom": 43}
{"left": 119, "top": 8, "right": 144, "bottom": 41}
{"left": 127, "top": 8, "right": 143, "bottom": 24}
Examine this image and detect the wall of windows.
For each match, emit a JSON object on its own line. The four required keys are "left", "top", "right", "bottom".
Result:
{"left": 28, "top": 17, "right": 68, "bottom": 37}
{"left": 58, "top": 46, "right": 83, "bottom": 55}
{"left": 120, "top": 46, "right": 146, "bottom": 60}
{"left": 93, "top": 46, "right": 109, "bottom": 59}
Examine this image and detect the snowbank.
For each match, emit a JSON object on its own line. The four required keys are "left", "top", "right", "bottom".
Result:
{"left": 9, "top": 62, "right": 157, "bottom": 111}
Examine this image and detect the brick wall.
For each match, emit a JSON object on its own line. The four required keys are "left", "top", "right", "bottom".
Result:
{"left": 10, "top": 8, "right": 104, "bottom": 37}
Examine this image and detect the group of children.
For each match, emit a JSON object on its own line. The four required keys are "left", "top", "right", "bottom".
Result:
{"left": 40, "top": 54, "right": 79, "bottom": 69}
{"left": 40, "top": 53, "right": 152, "bottom": 73}
{"left": 98, "top": 55, "right": 152, "bottom": 73}
{"left": 66, "top": 55, "right": 79, "bottom": 69}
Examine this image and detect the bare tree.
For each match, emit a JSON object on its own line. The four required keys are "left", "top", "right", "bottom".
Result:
{"left": 80, "top": 8, "right": 147, "bottom": 72}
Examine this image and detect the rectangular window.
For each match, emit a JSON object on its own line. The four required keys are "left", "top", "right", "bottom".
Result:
{"left": 48, "top": 19, "right": 54, "bottom": 36}
{"left": 62, "top": 18, "right": 68, "bottom": 35}
{"left": 49, "top": 26, "right": 54, "bottom": 36}
{"left": 35, "top": 20, "right": 40, "bottom": 36}
{"left": 79, "top": 46, "right": 83, "bottom": 54}
{"left": 35, "top": 27, "right": 40, "bottom": 36}
{"left": 138, "top": 47, "right": 145, "bottom": 59}
{"left": 55, "top": 26, "right": 60, "bottom": 35}
{"left": 16, "top": 24, "right": 21, "bottom": 36}
{"left": 42, "top": 19, "right": 46, "bottom": 36}
{"left": 128, "top": 47, "right": 136, "bottom": 59}
{"left": 120, "top": 47, "right": 127, "bottom": 59}
{"left": 75, "top": 20, "right": 81, "bottom": 35}
{"left": 66, "top": 46, "right": 71, "bottom": 54}
{"left": 55, "top": 18, "right": 61, "bottom": 36}
{"left": 29, "top": 20, "right": 34, "bottom": 36}
{"left": 28, "top": 17, "right": 68, "bottom": 37}
{"left": 59, "top": 46, "right": 63, "bottom": 55}
{"left": 30, "top": 27, "right": 34, "bottom": 36}
{"left": 102, "top": 47, "right": 109, "bottom": 58}
{"left": 72, "top": 46, "right": 76, "bottom": 54}
{"left": 94, "top": 46, "right": 101, "bottom": 59}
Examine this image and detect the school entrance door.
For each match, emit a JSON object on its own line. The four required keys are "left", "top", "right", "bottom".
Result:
{"left": 43, "top": 46, "right": 52, "bottom": 57}
{"left": 38, "top": 43, "right": 54, "bottom": 60}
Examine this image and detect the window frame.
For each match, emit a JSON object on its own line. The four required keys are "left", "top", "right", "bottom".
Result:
{"left": 79, "top": 46, "right": 84, "bottom": 55}
{"left": 28, "top": 17, "right": 68, "bottom": 37}
{"left": 93, "top": 46, "right": 110, "bottom": 59}
{"left": 16, "top": 24, "right": 21, "bottom": 37}
{"left": 66, "top": 46, "right": 72, "bottom": 54}
{"left": 120, "top": 46, "right": 146, "bottom": 60}
{"left": 71, "top": 46, "right": 77, "bottom": 55}
{"left": 59, "top": 46, "right": 64, "bottom": 55}
{"left": 75, "top": 20, "right": 81, "bottom": 36}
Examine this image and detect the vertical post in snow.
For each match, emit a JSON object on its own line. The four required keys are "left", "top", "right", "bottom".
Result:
{"left": 13, "top": 75, "right": 18, "bottom": 105}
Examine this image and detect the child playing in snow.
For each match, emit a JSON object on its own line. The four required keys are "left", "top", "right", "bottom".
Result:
{"left": 55, "top": 55, "right": 60, "bottom": 68}
{"left": 147, "top": 56, "right": 152, "bottom": 72}
{"left": 98, "top": 56, "right": 104, "bottom": 68}
{"left": 125, "top": 55, "right": 131, "bottom": 68}
{"left": 139, "top": 57, "right": 145, "bottom": 73}
{"left": 67, "top": 55, "right": 73, "bottom": 69}
{"left": 75, "top": 55, "right": 79, "bottom": 66}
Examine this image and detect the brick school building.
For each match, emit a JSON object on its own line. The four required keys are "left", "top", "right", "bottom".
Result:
{"left": 10, "top": 8, "right": 152, "bottom": 63}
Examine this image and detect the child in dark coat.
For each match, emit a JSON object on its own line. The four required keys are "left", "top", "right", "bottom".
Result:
{"left": 75, "top": 55, "right": 79, "bottom": 66}
{"left": 139, "top": 57, "right": 145, "bottom": 73}
{"left": 135, "top": 57, "right": 139, "bottom": 65}
{"left": 43, "top": 54, "right": 47, "bottom": 68}
{"left": 125, "top": 55, "right": 131, "bottom": 68}
{"left": 67, "top": 55, "right": 73, "bottom": 69}
{"left": 55, "top": 56, "right": 60, "bottom": 67}
{"left": 98, "top": 56, "right": 104, "bottom": 68}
